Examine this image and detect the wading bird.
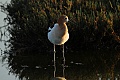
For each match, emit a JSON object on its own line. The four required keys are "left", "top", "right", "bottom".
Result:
{"left": 48, "top": 15, "right": 69, "bottom": 79}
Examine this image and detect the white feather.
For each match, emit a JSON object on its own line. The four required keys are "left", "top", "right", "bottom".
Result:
{"left": 48, "top": 23, "right": 69, "bottom": 45}
{"left": 48, "top": 27, "right": 52, "bottom": 31}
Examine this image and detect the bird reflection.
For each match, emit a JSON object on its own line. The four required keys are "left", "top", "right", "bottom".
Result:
{"left": 6, "top": 53, "right": 67, "bottom": 80}
{"left": 3, "top": 51, "right": 120, "bottom": 80}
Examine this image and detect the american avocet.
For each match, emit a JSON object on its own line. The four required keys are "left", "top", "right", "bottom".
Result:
{"left": 48, "top": 15, "right": 69, "bottom": 46}
{"left": 48, "top": 15, "right": 69, "bottom": 78}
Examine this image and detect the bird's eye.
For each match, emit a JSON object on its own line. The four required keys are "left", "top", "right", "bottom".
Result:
{"left": 65, "top": 18, "right": 67, "bottom": 19}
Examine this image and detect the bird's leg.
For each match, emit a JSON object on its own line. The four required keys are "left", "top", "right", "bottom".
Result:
{"left": 54, "top": 44, "right": 56, "bottom": 53}
{"left": 62, "top": 44, "right": 65, "bottom": 64}
{"left": 53, "top": 44, "right": 56, "bottom": 77}
{"left": 62, "top": 44, "right": 65, "bottom": 77}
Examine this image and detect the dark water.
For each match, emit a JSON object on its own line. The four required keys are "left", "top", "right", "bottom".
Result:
{"left": 1, "top": 50, "right": 120, "bottom": 80}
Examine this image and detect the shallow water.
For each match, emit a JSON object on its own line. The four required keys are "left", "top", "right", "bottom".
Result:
{"left": 0, "top": 50, "right": 120, "bottom": 80}
{"left": 0, "top": 56, "right": 18, "bottom": 80}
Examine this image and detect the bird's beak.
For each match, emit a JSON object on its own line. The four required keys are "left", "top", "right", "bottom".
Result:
{"left": 67, "top": 18, "right": 69, "bottom": 22}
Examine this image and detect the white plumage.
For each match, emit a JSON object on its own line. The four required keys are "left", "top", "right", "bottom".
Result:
{"left": 48, "top": 15, "right": 69, "bottom": 45}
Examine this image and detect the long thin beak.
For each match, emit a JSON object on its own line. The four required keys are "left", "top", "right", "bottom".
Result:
{"left": 67, "top": 18, "right": 69, "bottom": 22}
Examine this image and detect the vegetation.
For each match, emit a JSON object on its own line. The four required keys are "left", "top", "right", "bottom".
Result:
{"left": 1, "top": 0, "right": 120, "bottom": 53}
{"left": 0, "top": 0, "right": 120, "bottom": 80}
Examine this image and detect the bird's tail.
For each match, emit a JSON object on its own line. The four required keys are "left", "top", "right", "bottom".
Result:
{"left": 48, "top": 27, "right": 52, "bottom": 32}
{"left": 48, "top": 24, "right": 54, "bottom": 32}
{"left": 48, "top": 27, "right": 52, "bottom": 31}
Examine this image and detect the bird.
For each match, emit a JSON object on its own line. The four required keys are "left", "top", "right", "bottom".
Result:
{"left": 48, "top": 15, "right": 69, "bottom": 78}
{"left": 48, "top": 15, "right": 69, "bottom": 46}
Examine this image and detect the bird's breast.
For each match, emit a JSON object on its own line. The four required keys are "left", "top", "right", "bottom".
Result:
{"left": 57, "top": 26, "right": 68, "bottom": 37}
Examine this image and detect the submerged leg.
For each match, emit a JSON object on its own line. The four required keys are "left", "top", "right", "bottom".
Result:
{"left": 62, "top": 44, "right": 65, "bottom": 77}
{"left": 53, "top": 44, "right": 56, "bottom": 77}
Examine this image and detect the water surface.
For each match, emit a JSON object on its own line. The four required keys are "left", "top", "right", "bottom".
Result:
{"left": 1, "top": 50, "right": 120, "bottom": 80}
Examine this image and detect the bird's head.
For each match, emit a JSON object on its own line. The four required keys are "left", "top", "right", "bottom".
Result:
{"left": 58, "top": 15, "right": 69, "bottom": 25}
